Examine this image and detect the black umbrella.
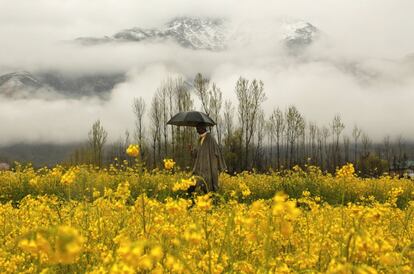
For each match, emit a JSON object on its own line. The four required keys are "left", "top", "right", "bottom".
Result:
{"left": 167, "top": 111, "right": 216, "bottom": 127}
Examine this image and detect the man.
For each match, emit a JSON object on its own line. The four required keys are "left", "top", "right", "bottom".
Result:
{"left": 190, "top": 124, "right": 227, "bottom": 194}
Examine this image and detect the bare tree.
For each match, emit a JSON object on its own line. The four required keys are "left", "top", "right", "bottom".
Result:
{"left": 267, "top": 119, "right": 274, "bottom": 168}
{"left": 133, "top": 97, "right": 146, "bottom": 157}
{"left": 157, "top": 85, "right": 169, "bottom": 157}
{"left": 270, "top": 108, "right": 285, "bottom": 169}
{"left": 236, "top": 77, "right": 266, "bottom": 169}
{"left": 331, "top": 115, "right": 345, "bottom": 169}
{"left": 321, "top": 126, "right": 330, "bottom": 171}
{"left": 395, "top": 135, "right": 406, "bottom": 169}
{"left": 343, "top": 135, "right": 350, "bottom": 163}
{"left": 253, "top": 110, "right": 266, "bottom": 169}
{"left": 308, "top": 122, "right": 317, "bottom": 165}
{"left": 352, "top": 125, "right": 362, "bottom": 164}
{"left": 285, "top": 106, "right": 304, "bottom": 168}
{"left": 88, "top": 120, "right": 108, "bottom": 167}
{"left": 174, "top": 78, "right": 194, "bottom": 168}
{"left": 383, "top": 135, "right": 392, "bottom": 168}
{"left": 316, "top": 127, "right": 324, "bottom": 168}
{"left": 166, "top": 77, "right": 177, "bottom": 157}
{"left": 209, "top": 83, "right": 223, "bottom": 145}
{"left": 150, "top": 96, "right": 162, "bottom": 168}
{"left": 194, "top": 73, "right": 210, "bottom": 114}
{"left": 361, "top": 133, "right": 371, "bottom": 157}
{"left": 223, "top": 100, "right": 234, "bottom": 142}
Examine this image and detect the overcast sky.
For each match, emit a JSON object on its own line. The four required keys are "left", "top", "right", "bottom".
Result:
{"left": 1, "top": 0, "right": 414, "bottom": 144}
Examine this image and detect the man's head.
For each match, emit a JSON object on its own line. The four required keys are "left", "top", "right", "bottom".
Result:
{"left": 196, "top": 124, "right": 207, "bottom": 135}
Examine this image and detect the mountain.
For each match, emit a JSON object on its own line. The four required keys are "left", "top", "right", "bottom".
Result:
{"left": 1, "top": 17, "right": 321, "bottom": 99}
{"left": 0, "top": 71, "right": 125, "bottom": 99}
{"left": 76, "top": 17, "right": 319, "bottom": 51}
{"left": 0, "top": 71, "right": 42, "bottom": 97}
{"left": 36, "top": 72, "right": 125, "bottom": 97}
{"left": 76, "top": 17, "right": 227, "bottom": 50}
{"left": 281, "top": 20, "right": 319, "bottom": 50}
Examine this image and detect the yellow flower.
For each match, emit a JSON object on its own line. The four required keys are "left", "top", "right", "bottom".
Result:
{"left": 196, "top": 194, "right": 212, "bottom": 211}
{"left": 163, "top": 159, "right": 176, "bottom": 170}
{"left": 19, "top": 226, "right": 84, "bottom": 265}
{"left": 242, "top": 188, "right": 251, "bottom": 197}
{"left": 336, "top": 163, "right": 355, "bottom": 178}
{"left": 172, "top": 177, "right": 197, "bottom": 192}
{"left": 126, "top": 144, "right": 140, "bottom": 157}
{"left": 60, "top": 168, "right": 78, "bottom": 185}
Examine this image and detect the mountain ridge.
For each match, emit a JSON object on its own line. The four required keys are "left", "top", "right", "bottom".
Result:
{"left": 75, "top": 17, "right": 319, "bottom": 51}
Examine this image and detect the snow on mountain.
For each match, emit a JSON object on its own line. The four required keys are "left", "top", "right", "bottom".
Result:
{"left": 162, "top": 17, "right": 227, "bottom": 50}
{"left": 1, "top": 17, "right": 322, "bottom": 99}
{"left": 0, "top": 71, "right": 125, "bottom": 99}
{"left": 76, "top": 17, "right": 227, "bottom": 50}
{"left": 75, "top": 17, "right": 319, "bottom": 51}
{"left": 0, "top": 71, "right": 43, "bottom": 97}
{"left": 281, "top": 20, "right": 319, "bottom": 49}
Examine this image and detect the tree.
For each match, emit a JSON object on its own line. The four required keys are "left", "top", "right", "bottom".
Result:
{"left": 285, "top": 106, "right": 304, "bottom": 168}
{"left": 321, "top": 126, "right": 330, "bottom": 171}
{"left": 88, "top": 120, "right": 108, "bottom": 167}
{"left": 308, "top": 122, "right": 317, "bottom": 165}
{"left": 253, "top": 110, "right": 266, "bottom": 170}
{"left": 331, "top": 115, "right": 345, "bottom": 170}
{"left": 158, "top": 85, "right": 169, "bottom": 158}
{"left": 150, "top": 96, "right": 162, "bottom": 168}
{"left": 235, "top": 77, "right": 266, "bottom": 169}
{"left": 133, "top": 97, "right": 146, "bottom": 157}
{"left": 223, "top": 100, "right": 234, "bottom": 143}
{"left": 343, "top": 135, "right": 350, "bottom": 163}
{"left": 361, "top": 133, "right": 371, "bottom": 158}
{"left": 174, "top": 78, "right": 194, "bottom": 168}
{"left": 209, "top": 83, "right": 223, "bottom": 145}
{"left": 383, "top": 135, "right": 392, "bottom": 170}
{"left": 352, "top": 125, "right": 362, "bottom": 164}
{"left": 106, "top": 130, "right": 130, "bottom": 164}
{"left": 358, "top": 154, "right": 388, "bottom": 178}
{"left": 270, "top": 108, "right": 285, "bottom": 169}
{"left": 194, "top": 73, "right": 210, "bottom": 114}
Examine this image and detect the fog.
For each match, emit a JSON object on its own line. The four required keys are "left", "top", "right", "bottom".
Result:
{"left": 1, "top": 0, "right": 414, "bottom": 145}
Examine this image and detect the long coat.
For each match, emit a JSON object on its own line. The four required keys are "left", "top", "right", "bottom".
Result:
{"left": 192, "top": 132, "right": 227, "bottom": 192}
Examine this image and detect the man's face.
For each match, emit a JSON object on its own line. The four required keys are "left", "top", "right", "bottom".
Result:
{"left": 196, "top": 125, "right": 207, "bottom": 135}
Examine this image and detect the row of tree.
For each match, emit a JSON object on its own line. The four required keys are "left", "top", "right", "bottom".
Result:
{"left": 69, "top": 73, "right": 413, "bottom": 177}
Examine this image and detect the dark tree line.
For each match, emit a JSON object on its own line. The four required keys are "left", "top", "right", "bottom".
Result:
{"left": 69, "top": 73, "right": 413, "bottom": 177}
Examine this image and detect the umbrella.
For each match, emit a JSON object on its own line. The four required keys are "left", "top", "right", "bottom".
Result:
{"left": 167, "top": 111, "right": 216, "bottom": 127}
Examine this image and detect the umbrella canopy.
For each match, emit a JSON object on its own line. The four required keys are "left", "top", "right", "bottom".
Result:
{"left": 167, "top": 111, "right": 216, "bottom": 127}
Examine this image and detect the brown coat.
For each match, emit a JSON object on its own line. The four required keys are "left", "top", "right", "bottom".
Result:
{"left": 192, "top": 132, "right": 227, "bottom": 192}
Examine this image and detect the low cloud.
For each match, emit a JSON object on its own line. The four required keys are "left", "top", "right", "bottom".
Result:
{"left": 1, "top": 0, "right": 414, "bottom": 145}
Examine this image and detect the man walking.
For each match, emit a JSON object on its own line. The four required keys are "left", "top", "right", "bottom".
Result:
{"left": 190, "top": 124, "right": 227, "bottom": 193}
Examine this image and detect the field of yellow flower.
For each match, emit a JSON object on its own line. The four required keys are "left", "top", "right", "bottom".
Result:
{"left": 0, "top": 162, "right": 414, "bottom": 273}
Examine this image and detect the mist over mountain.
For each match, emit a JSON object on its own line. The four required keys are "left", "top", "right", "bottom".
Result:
{"left": 0, "top": 71, "right": 125, "bottom": 99}
{"left": 75, "top": 17, "right": 319, "bottom": 52}
{"left": 1, "top": 0, "right": 414, "bottom": 158}
{"left": 0, "top": 16, "right": 320, "bottom": 99}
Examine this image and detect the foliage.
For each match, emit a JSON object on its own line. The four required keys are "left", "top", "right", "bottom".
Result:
{"left": 1, "top": 162, "right": 414, "bottom": 208}
{"left": 0, "top": 174, "right": 413, "bottom": 273}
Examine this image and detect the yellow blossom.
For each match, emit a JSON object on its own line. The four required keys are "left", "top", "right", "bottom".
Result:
{"left": 126, "top": 144, "right": 140, "bottom": 157}
{"left": 163, "top": 159, "right": 176, "bottom": 170}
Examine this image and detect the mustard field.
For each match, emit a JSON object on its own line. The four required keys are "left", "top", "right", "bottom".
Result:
{"left": 0, "top": 163, "right": 414, "bottom": 273}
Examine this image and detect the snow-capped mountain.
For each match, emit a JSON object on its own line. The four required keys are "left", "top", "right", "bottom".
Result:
{"left": 76, "top": 17, "right": 319, "bottom": 51}
{"left": 77, "top": 17, "right": 228, "bottom": 50}
{"left": 0, "top": 71, "right": 125, "bottom": 99}
{"left": 1, "top": 17, "right": 321, "bottom": 99}
{"left": 0, "top": 71, "right": 42, "bottom": 98}
{"left": 281, "top": 20, "right": 319, "bottom": 49}
{"left": 0, "top": 71, "right": 42, "bottom": 89}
